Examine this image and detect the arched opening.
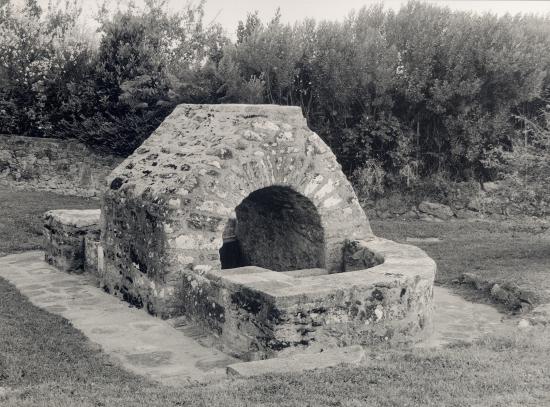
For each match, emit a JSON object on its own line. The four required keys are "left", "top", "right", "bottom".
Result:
{"left": 219, "top": 186, "right": 325, "bottom": 271}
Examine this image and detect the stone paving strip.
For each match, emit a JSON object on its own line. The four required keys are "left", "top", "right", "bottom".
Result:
{"left": 0, "top": 251, "right": 516, "bottom": 385}
{"left": 0, "top": 251, "right": 238, "bottom": 386}
{"left": 422, "top": 286, "right": 515, "bottom": 348}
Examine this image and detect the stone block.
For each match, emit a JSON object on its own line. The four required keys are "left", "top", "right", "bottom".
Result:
{"left": 0, "top": 135, "right": 122, "bottom": 196}
{"left": 343, "top": 239, "right": 382, "bottom": 271}
{"left": 226, "top": 345, "right": 366, "bottom": 377}
{"left": 84, "top": 236, "right": 102, "bottom": 277}
{"left": 44, "top": 209, "right": 101, "bottom": 273}
{"left": 418, "top": 201, "right": 455, "bottom": 220}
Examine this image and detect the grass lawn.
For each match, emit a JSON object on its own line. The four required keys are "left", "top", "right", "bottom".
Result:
{"left": 1, "top": 188, "right": 549, "bottom": 406}
{"left": 372, "top": 218, "right": 550, "bottom": 306}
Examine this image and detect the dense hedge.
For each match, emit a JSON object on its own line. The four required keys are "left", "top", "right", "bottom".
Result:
{"left": 1, "top": 0, "right": 550, "bottom": 190}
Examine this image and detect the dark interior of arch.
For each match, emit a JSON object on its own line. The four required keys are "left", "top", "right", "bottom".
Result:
{"left": 219, "top": 186, "right": 325, "bottom": 271}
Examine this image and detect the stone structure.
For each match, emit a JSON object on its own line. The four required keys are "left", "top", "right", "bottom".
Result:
{"left": 0, "top": 135, "right": 122, "bottom": 196}
{"left": 96, "top": 104, "right": 436, "bottom": 360}
{"left": 44, "top": 209, "right": 101, "bottom": 272}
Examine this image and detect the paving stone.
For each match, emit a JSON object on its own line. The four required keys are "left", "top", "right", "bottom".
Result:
{"left": 226, "top": 345, "right": 366, "bottom": 377}
{"left": 420, "top": 286, "right": 515, "bottom": 347}
{"left": 126, "top": 351, "right": 174, "bottom": 367}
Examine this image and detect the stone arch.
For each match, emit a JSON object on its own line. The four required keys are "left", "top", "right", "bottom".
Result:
{"left": 219, "top": 185, "right": 325, "bottom": 271}
{"left": 102, "top": 104, "right": 375, "bottom": 313}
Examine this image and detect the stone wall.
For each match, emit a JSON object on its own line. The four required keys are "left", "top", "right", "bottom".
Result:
{"left": 201, "top": 237, "right": 435, "bottom": 360}
{"left": 100, "top": 192, "right": 170, "bottom": 313}
{"left": 367, "top": 180, "right": 550, "bottom": 221}
{"left": 0, "top": 135, "right": 122, "bottom": 196}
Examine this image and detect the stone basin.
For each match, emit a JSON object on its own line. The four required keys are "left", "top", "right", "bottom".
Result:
{"left": 201, "top": 237, "right": 435, "bottom": 360}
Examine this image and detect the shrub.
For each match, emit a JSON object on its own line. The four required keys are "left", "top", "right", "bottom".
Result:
{"left": 61, "top": 0, "right": 228, "bottom": 155}
{"left": 221, "top": 2, "right": 550, "bottom": 183}
{"left": 2, "top": 0, "right": 550, "bottom": 186}
{"left": 0, "top": 0, "right": 94, "bottom": 136}
{"left": 351, "top": 160, "right": 386, "bottom": 200}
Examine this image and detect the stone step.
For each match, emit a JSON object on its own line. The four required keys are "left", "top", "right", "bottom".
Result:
{"left": 226, "top": 345, "right": 366, "bottom": 377}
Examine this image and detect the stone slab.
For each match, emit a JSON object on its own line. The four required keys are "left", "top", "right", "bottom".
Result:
{"left": 226, "top": 345, "right": 366, "bottom": 377}
{"left": 419, "top": 286, "right": 515, "bottom": 347}
{"left": 0, "top": 251, "right": 238, "bottom": 385}
{"left": 45, "top": 209, "right": 101, "bottom": 228}
{"left": 405, "top": 237, "right": 442, "bottom": 243}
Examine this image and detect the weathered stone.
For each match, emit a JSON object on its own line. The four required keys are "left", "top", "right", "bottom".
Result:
{"left": 460, "top": 272, "right": 492, "bottom": 291}
{"left": 461, "top": 273, "right": 537, "bottom": 312}
{"left": 97, "top": 104, "right": 435, "bottom": 360}
{"left": 467, "top": 198, "right": 482, "bottom": 212}
{"left": 490, "top": 283, "right": 521, "bottom": 309}
{"left": 483, "top": 181, "right": 502, "bottom": 193}
{"left": 343, "top": 240, "right": 381, "bottom": 271}
{"left": 454, "top": 209, "right": 478, "bottom": 219}
{"left": 377, "top": 210, "right": 392, "bottom": 219}
{"left": 403, "top": 209, "right": 420, "bottom": 219}
{"left": 418, "top": 201, "right": 455, "bottom": 220}
{"left": 226, "top": 345, "right": 365, "bottom": 377}
{"left": 44, "top": 209, "right": 101, "bottom": 272}
{"left": 84, "top": 236, "right": 102, "bottom": 276}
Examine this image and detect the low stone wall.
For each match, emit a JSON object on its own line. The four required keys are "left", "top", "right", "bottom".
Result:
{"left": 195, "top": 237, "right": 435, "bottom": 360}
{"left": 44, "top": 209, "right": 101, "bottom": 272}
{"left": 0, "top": 135, "right": 122, "bottom": 196}
{"left": 367, "top": 180, "right": 550, "bottom": 221}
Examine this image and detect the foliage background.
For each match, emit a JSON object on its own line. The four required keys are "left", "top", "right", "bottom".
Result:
{"left": 1, "top": 0, "right": 550, "bottom": 201}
